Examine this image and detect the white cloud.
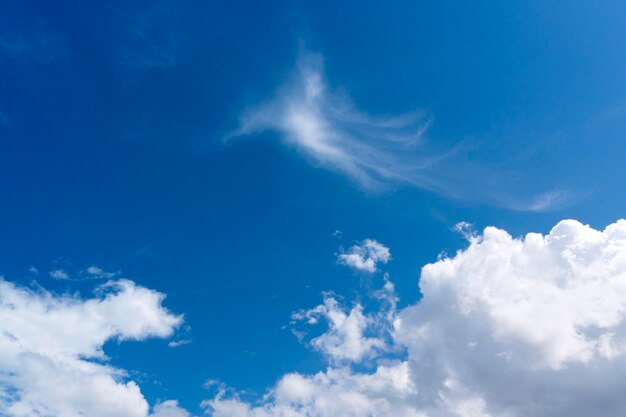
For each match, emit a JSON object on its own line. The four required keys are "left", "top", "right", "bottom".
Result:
{"left": 226, "top": 51, "right": 572, "bottom": 211}
{"left": 204, "top": 219, "right": 626, "bottom": 417}
{"left": 292, "top": 294, "right": 386, "bottom": 362}
{"left": 86, "top": 265, "right": 118, "bottom": 279}
{"left": 168, "top": 339, "right": 191, "bottom": 348}
{"left": 203, "top": 362, "right": 421, "bottom": 417}
{"left": 152, "top": 400, "right": 192, "bottom": 417}
{"left": 227, "top": 51, "right": 435, "bottom": 191}
{"left": 49, "top": 269, "right": 69, "bottom": 280}
{"left": 0, "top": 278, "right": 188, "bottom": 417}
{"left": 337, "top": 239, "right": 391, "bottom": 273}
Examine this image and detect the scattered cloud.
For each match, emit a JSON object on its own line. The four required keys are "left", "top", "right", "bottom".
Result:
{"left": 513, "top": 189, "right": 576, "bottom": 212}
{"left": 453, "top": 221, "right": 477, "bottom": 241}
{"left": 0, "top": 278, "right": 188, "bottom": 417}
{"left": 291, "top": 294, "right": 386, "bottom": 362}
{"left": 337, "top": 239, "right": 391, "bottom": 273}
{"left": 168, "top": 339, "right": 191, "bottom": 348}
{"left": 49, "top": 269, "right": 69, "bottom": 280}
{"left": 85, "top": 265, "right": 118, "bottom": 279}
{"left": 227, "top": 51, "right": 573, "bottom": 211}
{"left": 203, "top": 362, "right": 418, "bottom": 417}
{"left": 331, "top": 229, "right": 343, "bottom": 239}
{"left": 205, "top": 219, "right": 626, "bottom": 417}
{"left": 151, "top": 400, "right": 192, "bottom": 417}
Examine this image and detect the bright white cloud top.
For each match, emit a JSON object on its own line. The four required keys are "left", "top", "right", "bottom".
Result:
{"left": 0, "top": 279, "right": 188, "bottom": 417}
{"left": 337, "top": 239, "right": 391, "bottom": 273}
{"left": 291, "top": 294, "right": 387, "bottom": 363}
{"left": 205, "top": 219, "right": 626, "bottom": 417}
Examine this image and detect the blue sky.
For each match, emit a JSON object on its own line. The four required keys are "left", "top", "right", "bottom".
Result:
{"left": 2, "top": 1, "right": 626, "bottom": 416}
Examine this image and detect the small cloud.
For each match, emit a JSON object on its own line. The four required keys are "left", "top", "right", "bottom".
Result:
{"left": 521, "top": 189, "right": 576, "bottom": 212}
{"left": 337, "top": 239, "right": 391, "bottom": 273}
{"left": 332, "top": 229, "right": 343, "bottom": 239}
{"left": 49, "top": 269, "right": 69, "bottom": 280}
{"left": 151, "top": 400, "right": 191, "bottom": 417}
{"left": 453, "top": 221, "right": 477, "bottom": 241}
{"left": 203, "top": 379, "right": 228, "bottom": 394}
{"left": 291, "top": 294, "right": 387, "bottom": 362}
{"left": 85, "top": 266, "right": 118, "bottom": 279}
{"left": 168, "top": 339, "right": 191, "bottom": 348}
{"left": 28, "top": 266, "right": 39, "bottom": 275}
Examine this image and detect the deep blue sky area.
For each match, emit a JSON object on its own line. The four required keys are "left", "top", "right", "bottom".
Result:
{"left": 2, "top": 0, "right": 626, "bottom": 413}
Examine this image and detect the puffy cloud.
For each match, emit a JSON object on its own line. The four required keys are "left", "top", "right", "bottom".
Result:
{"left": 203, "top": 362, "right": 421, "bottom": 417}
{"left": 205, "top": 219, "right": 626, "bottom": 417}
{"left": 395, "top": 218, "right": 626, "bottom": 416}
{"left": 291, "top": 294, "right": 386, "bottom": 362}
{"left": 49, "top": 269, "right": 69, "bottom": 280}
{"left": 0, "top": 278, "right": 187, "bottom": 417}
{"left": 337, "top": 239, "right": 391, "bottom": 273}
{"left": 152, "top": 400, "right": 193, "bottom": 417}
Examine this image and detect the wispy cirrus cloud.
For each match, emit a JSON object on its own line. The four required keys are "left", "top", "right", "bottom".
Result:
{"left": 227, "top": 52, "right": 436, "bottom": 190}
{"left": 227, "top": 51, "right": 573, "bottom": 211}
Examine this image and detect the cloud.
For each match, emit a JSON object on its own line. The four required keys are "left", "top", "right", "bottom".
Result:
{"left": 86, "top": 265, "right": 118, "bottom": 279}
{"left": 168, "top": 339, "right": 192, "bottom": 348}
{"left": 291, "top": 294, "right": 386, "bottom": 362}
{"left": 49, "top": 269, "right": 69, "bottom": 280}
{"left": 512, "top": 189, "right": 575, "bottom": 212}
{"left": 152, "top": 400, "right": 192, "bottom": 417}
{"left": 228, "top": 52, "right": 435, "bottom": 190}
{"left": 0, "top": 278, "right": 188, "bottom": 417}
{"left": 226, "top": 51, "right": 573, "bottom": 211}
{"left": 203, "top": 362, "right": 420, "bottom": 417}
{"left": 337, "top": 239, "right": 391, "bottom": 273}
{"left": 204, "top": 219, "right": 626, "bottom": 417}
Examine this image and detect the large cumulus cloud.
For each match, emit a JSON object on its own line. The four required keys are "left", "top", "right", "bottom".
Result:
{"left": 206, "top": 219, "right": 626, "bottom": 417}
